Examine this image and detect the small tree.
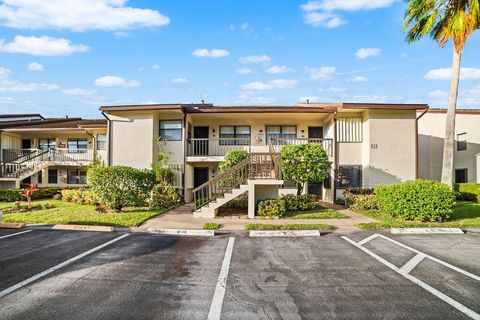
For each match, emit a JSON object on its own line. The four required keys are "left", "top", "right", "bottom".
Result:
{"left": 22, "top": 183, "right": 39, "bottom": 209}
{"left": 152, "top": 136, "right": 177, "bottom": 185}
{"left": 219, "top": 150, "right": 249, "bottom": 187}
{"left": 281, "top": 143, "right": 329, "bottom": 195}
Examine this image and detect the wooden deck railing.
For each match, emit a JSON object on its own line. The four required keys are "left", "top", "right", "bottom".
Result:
{"left": 187, "top": 138, "right": 251, "bottom": 156}
{"left": 269, "top": 138, "right": 333, "bottom": 156}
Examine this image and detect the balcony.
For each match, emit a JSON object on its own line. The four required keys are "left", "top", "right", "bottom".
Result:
{"left": 187, "top": 138, "right": 251, "bottom": 158}
{"left": 270, "top": 138, "right": 333, "bottom": 157}
{"left": 186, "top": 137, "right": 333, "bottom": 160}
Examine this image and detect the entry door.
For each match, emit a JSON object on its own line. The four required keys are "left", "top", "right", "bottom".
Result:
{"left": 193, "top": 126, "right": 209, "bottom": 156}
{"left": 308, "top": 183, "right": 322, "bottom": 200}
{"left": 22, "top": 139, "right": 32, "bottom": 149}
{"left": 308, "top": 126, "right": 323, "bottom": 139}
{"left": 194, "top": 168, "right": 209, "bottom": 188}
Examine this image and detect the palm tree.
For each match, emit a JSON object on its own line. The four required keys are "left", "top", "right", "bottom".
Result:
{"left": 403, "top": 0, "right": 479, "bottom": 186}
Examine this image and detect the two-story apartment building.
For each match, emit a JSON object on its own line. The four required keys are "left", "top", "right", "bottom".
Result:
{"left": 100, "top": 102, "right": 427, "bottom": 217}
{"left": 0, "top": 114, "right": 107, "bottom": 189}
{"left": 418, "top": 108, "right": 480, "bottom": 184}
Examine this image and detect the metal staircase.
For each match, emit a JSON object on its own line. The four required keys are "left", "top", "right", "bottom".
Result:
{"left": 192, "top": 152, "right": 280, "bottom": 218}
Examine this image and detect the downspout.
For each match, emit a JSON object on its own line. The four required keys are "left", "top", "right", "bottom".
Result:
{"left": 182, "top": 109, "right": 187, "bottom": 200}
{"left": 415, "top": 108, "right": 428, "bottom": 179}
{"left": 101, "top": 112, "right": 112, "bottom": 166}
{"left": 332, "top": 112, "right": 338, "bottom": 203}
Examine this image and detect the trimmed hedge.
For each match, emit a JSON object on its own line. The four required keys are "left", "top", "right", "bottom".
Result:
{"left": 257, "top": 199, "right": 286, "bottom": 217}
{"left": 203, "top": 223, "right": 221, "bottom": 230}
{"left": 61, "top": 188, "right": 99, "bottom": 205}
{"left": 87, "top": 166, "right": 156, "bottom": 210}
{"left": 375, "top": 180, "right": 456, "bottom": 222}
{"left": 454, "top": 183, "right": 480, "bottom": 202}
{"left": 150, "top": 185, "right": 180, "bottom": 208}
{"left": 245, "top": 223, "right": 335, "bottom": 231}
{"left": 222, "top": 194, "right": 248, "bottom": 209}
{"left": 0, "top": 187, "right": 62, "bottom": 202}
{"left": 345, "top": 194, "right": 378, "bottom": 211}
{"left": 344, "top": 187, "right": 374, "bottom": 195}
{"left": 281, "top": 194, "right": 316, "bottom": 211}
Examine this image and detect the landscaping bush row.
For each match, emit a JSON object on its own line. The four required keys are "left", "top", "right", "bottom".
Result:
{"left": 0, "top": 187, "right": 62, "bottom": 202}
{"left": 281, "top": 194, "right": 316, "bottom": 211}
{"left": 61, "top": 188, "right": 99, "bottom": 205}
{"left": 345, "top": 194, "right": 378, "bottom": 211}
{"left": 375, "top": 180, "right": 455, "bottom": 222}
{"left": 257, "top": 199, "right": 286, "bottom": 217}
{"left": 454, "top": 183, "right": 480, "bottom": 202}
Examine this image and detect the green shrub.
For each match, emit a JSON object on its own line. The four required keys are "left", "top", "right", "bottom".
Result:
{"left": 346, "top": 194, "right": 378, "bottom": 211}
{"left": 203, "top": 223, "right": 221, "bottom": 230}
{"left": 218, "top": 150, "right": 249, "bottom": 173}
{"left": 281, "top": 194, "right": 316, "bottom": 211}
{"left": 150, "top": 185, "right": 180, "bottom": 208}
{"left": 0, "top": 187, "right": 62, "bottom": 202}
{"left": 61, "top": 188, "right": 99, "bottom": 205}
{"left": 257, "top": 199, "right": 286, "bottom": 217}
{"left": 344, "top": 187, "right": 374, "bottom": 195}
{"left": 87, "top": 166, "right": 156, "bottom": 210}
{"left": 375, "top": 180, "right": 456, "bottom": 222}
{"left": 222, "top": 194, "right": 248, "bottom": 209}
{"left": 454, "top": 183, "right": 480, "bottom": 202}
{"left": 245, "top": 223, "right": 335, "bottom": 231}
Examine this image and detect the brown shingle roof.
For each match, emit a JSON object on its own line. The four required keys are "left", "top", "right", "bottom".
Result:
{"left": 0, "top": 118, "right": 106, "bottom": 130}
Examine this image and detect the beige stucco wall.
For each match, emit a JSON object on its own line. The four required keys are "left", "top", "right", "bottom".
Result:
{"left": 418, "top": 111, "right": 480, "bottom": 183}
{"left": 477, "top": 154, "right": 480, "bottom": 183}
{"left": 362, "top": 109, "right": 417, "bottom": 187}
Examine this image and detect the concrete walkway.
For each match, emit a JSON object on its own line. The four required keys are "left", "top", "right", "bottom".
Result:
{"left": 142, "top": 202, "right": 377, "bottom": 231}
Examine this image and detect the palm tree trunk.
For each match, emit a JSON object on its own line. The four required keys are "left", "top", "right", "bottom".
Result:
{"left": 441, "top": 47, "right": 462, "bottom": 186}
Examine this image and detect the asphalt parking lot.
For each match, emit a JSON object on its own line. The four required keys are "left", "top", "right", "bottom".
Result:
{"left": 0, "top": 228, "right": 478, "bottom": 319}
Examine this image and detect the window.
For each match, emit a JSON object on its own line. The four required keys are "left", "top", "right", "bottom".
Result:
{"left": 323, "top": 172, "right": 331, "bottom": 189}
{"left": 68, "top": 138, "right": 88, "bottom": 152}
{"left": 96, "top": 134, "right": 107, "bottom": 150}
{"left": 219, "top": 126, "right": 251, "bottom": 145}
{"left": 67, "top": 169, "right": 87, "bottom": 184}
{"left": 337, "top": 165, "right": 362, "bottom": 189}
{"left": 39, "top": 138, "right": 56, "bottom": 150}
{"left": 48, "top": 169, "right": 58, "bottom": 184}
{"left": 38, "top": 171, "right": 42, "bottom": 184}
{"left": 265, "top": 125, "right": 296, "bottom": 144}
{"left": 457, "top": 133, "right": 467, "bottom": 151}
{"left": 455, "top": 169, "right": 468, "bottom": 183}
{"left": 160, "top": 120, "right": 182, "bottom": 141}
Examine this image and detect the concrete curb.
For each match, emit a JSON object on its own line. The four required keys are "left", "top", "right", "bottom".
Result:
{"left": 391, "top": 228, "right": 464, "bottom": 234}
{"left": 147, "top": 228, "right": 215, "bottom": 236}
{"left": 0, "top": 222, "right": 26, "bottom": 229}
{"left": 249, "top": 230, "right": 321, "bottom": 237}
{"left": 52, "top": 224, "right": 114, "bottom": 232}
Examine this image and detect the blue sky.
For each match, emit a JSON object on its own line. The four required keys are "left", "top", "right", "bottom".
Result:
{"left": 0, "top": 0, "right": 479, "bottom": 118}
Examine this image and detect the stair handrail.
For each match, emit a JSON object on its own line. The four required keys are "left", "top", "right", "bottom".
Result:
{"left": 0, "top": 148, "right": 51, "bottom": 178}
{"left": 193, "top": 156, "right": 251, "bottom": 210}
{"left": 268, "top": 138, "right": 281, "bottom": 180}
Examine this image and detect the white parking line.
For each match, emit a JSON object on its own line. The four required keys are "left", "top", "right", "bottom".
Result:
{"left": 0, "top": 229, "right": 32, "bottom": 239}
{"left": 207, "top": 237, "right": 235, "bottom": 320}
{"left": 0, "top": 233, "right": 130, "bottom": 299}
{"left": 342, "top": 235, "right": 480, "bottom": 320}
{"left": 400, "top": 253, "right": 426, "bottom": 274}
{"left": 377, "top": 234, "right": 480, "bottom": 281}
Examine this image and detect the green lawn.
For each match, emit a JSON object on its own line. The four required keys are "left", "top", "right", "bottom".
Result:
{"left": 245, "top": 223, "right": 335, "bottom": 231}
{"left": 0, "top": 200, "right": 164, "bottom": 227}
{"left": 358, "top": 201, "right": 480, "bottom": 229}
{"left": 283, "top": 205, "right": 346, "bottom": 219}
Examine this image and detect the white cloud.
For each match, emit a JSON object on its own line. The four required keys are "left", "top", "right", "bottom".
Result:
{"left": 27, "top": 62, "right": 43, "bottom": 71}
{"left": 241, "top": 79, "right": 298, "bottom": 91}
{"left": 63, "top": 88, "right": 95, "bottom": 96}
{"left": 94, "top": 76, "right": 140, "bottom": 88}
{"left": 241, "top": 22, "right": 248, "bottom": 30}
{"left": 424, "top": 67, "right": 480, "bottom": 80}
{"left": 239, "top": 54, "right": 271, "bottom": 64}
{"left": 303, "top": 12, "right": 347, "bottom": 28}
{"left": 301, "top": 0, "right": 395, "bottom": 28}
{"left": 236, "top": 93, "right": 276, "bottom": 104}
{"left": 0, "top": 35, "right": 88, "bottom": 56}
{"left": 351, "top": 75, "right": 368, "bottom": 82}
{"left": 349, "top": 94, "right": 403, "bottom": 103}
{"left": 355, "top": 48, "right": 382, "bottom": 59}
{"left": 428, "top": 90, "right": 448, "bottom": 99}
{"left": 171, "top": 77, "right": 189, "bottom": 84}
{"left": 0, "top": 67, "right": 59, "bottom": 92}
{"left": 0, "top": 0, "right": 170, "bottom": 32}
{"left": 306, "top": 66, "right": 335, "bottom": 80}
{"left": 151, "top": 64, "right": 160, "bottom": 70}
{"left": 266, "top": 65, "right": 290, "bottom": 74}
{"left": 319, "top": 86, "right": 346, "bottom": 92}
{"left": 192, "top": 48, "right": 230, "bottom": 58}
{"left": 236, "top": 67, "right": 252, "bottom": 74}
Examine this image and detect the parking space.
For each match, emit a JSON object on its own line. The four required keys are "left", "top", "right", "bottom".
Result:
{"left": 0, "top": 229, "right": 478, "bottom": 319}
{"left": 0, "top": 229, "right": 32, "bottom": 239}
